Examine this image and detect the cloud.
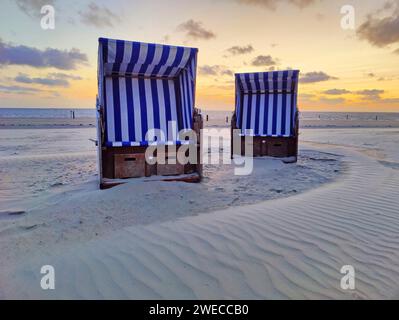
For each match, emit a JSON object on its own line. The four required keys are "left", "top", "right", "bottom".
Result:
{"left": 15, "top": 0, "right": 55, "bottom": 17}
{"left": 356, "top": 89, "right": 385, "bottom": 95}
{"left": 14, "top": 72, "right": 82, "bottom": 87}
{"left": 287, "top": 0, "right": 320, "bottom": 8}
{"left": 300, "top": 71, "right": 338, "bottom": 83}
{"left": 199, "top": 65, "right": 219, "bottom": 76}
{"left": 353, "top": 89, "right": 399, "bottom": 103}
{"left": 357, "top": 2, "right": 399, "bottom": 47}
{"left": 0, "top": 39, "right": 88, "bottom": 70}
{"left": 177, "top": 20, "right": 216, "bottom": 40}
{"left": 251, "top": 55, "right": 277, "bottom": 66}
{"left": 79, "top": 2, "right": 120, "bottom": 28}
{"left": 199, "top": 65, "right": 233, "bottom": 77}
{"left": 236, "top": 0, "right": 320, "bottom": 10}
{"left": 47, "top": 72, "right": 83, "bottom": 80}
{"left": 226, "top": 45, "right": 254, "bottom": 55}
{"left": 319, "top": 97, "right": 346, "bottom": 105}
{"left": 15, "top": 74, "right": 68, "bottom": 87}
{"left": 380, "top": 97, "right": 399, "bottom": 103}
{"left": 0, "top": 84, "right": 41, "bottom": 94}
{"left": 323, "top": 89, "right": 351, "bottom": 95}
{"left": 394, "top": 48, "right": 399, "bottom": 54}
{"left": 300, "top": 93, "right": 316, "bottom": 99}
{"left": 221, "top": 69, "right": 234, "bottom": 76}
{"left": 356, "top": 89, "right": 385, "bottom": 100}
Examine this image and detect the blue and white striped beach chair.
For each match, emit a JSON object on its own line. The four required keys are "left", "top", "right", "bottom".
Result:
{"left": 96, "top": 38, "right": 202, "bottom": 188}
{"left": 231, "top": 70, "right": 300, "bottom": 160}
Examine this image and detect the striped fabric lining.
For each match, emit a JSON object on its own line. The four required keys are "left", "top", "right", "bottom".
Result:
{"left": 105, "top": 141, "right": 194, "bottom": 147}
{"left": 98, "top": 38, "right": 197, "bottom": 146}
{"left": 100, "top": 38, "right": 197, "bottom": 78}
{"left": 235, "top": 70, "right": 299, "bottom": 137}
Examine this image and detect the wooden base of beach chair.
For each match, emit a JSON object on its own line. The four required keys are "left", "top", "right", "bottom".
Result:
{"left": 101, "top": 145, "right": 200, "bottom": 179}
{"left": 240, "top": 136, "right": 298, "bottom": 158}
{"left": 232, "top": 136, "right": 298, "bottom": 159}
{"left": 231, "top": 113, "right": 299, "bottom": 160}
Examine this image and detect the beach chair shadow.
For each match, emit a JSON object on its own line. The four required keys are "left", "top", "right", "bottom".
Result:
{"left": 231, "top": 70, "right": 300, "bottom": 161}
{"left": 96, "top": 38, "right": 202, "bottom": 189}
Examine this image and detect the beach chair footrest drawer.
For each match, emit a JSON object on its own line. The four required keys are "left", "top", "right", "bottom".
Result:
{"left": 114, "top": 153, "right": 146, "bottom": 179}
{"left": 267, "top": 140, "right": 289, "bottom": 157}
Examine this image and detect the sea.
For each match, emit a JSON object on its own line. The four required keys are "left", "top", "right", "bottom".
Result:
{"left": 1, "top": 108, "right": 399, "bottom": 121}
{"left": 0, "top": 108, "right": 96, "bottom": 118}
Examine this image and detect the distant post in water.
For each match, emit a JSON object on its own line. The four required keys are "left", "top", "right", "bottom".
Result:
{"left": 206, "top": 114, "right": 209, "bottom": 122}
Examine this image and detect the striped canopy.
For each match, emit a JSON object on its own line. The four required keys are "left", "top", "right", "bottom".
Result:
{"left": 97, "top": 38, "right": 198, "bottom": 146}
{"left": 235, "top": 70, "right": 299, "bottom": 137}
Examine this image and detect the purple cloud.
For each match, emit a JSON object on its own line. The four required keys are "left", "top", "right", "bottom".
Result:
{"left": 251, "top": 55, "right": 277, "bottom": 66}
{"left": 226, "top": 45, "right": 254, "bottom": 55}
{"left": 323, "top": 89, "right": 351, "bottom": 95}
{"left": 14, "top": 72, "right": 82, "bottom": 87}
{"left": 356, "top": 89, "right": 385, "bottom": 100}
{"left": 0, "top": 84, "right": 41, "bottom": 94}
{"left": 177, "top": 20, "right": 216, "bottom": 40}
{"left": 300, "top": 71, "right": 338, "bottom": 83}
{"left": 357, "top": 2, "right": 399, "bottom": 47}
{"left": 199, "top": 65, "right": 234, "bottom": 77}
{"left": 15, "top": 0, "right": 55, "bottom": 17}
{"left": 0, "top": 39, "right": 88, "bottom": 70}
{"left": 79, "top": 2, "right": 120, "bottom": 28}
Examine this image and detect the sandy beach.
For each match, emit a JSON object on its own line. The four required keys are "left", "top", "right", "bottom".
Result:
{"left": 1, "top": 114, "right": 399, "bottom": 299}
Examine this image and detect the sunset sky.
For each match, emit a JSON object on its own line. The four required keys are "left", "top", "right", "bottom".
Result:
{"left": 0, "top": 0, "right": 398, "bottom": 111}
